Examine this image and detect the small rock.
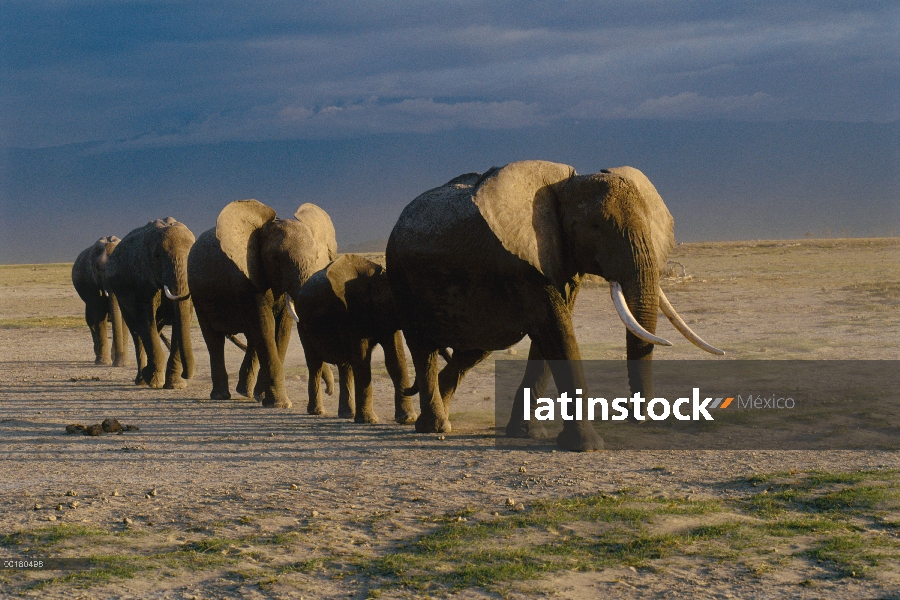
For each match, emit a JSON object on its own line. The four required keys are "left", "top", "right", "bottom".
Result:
{"left": 456, "top": 516, "right": 465, "bottom": 522}
{"left": 47, "top": 515, "right": 57, "bottom": 521}
{"left": 290, "top": 484, "right": 299, "bottom": 490}
{"left": 145, "top": 494, "right": 152, "bottom": 499}
{"left": 462, "top": 474, "right": 471, "bottom": 479}
{"left": 629, "top": 566, "right": 638, "bottom": 573}
{"left": 149, "top": 488, "right": 158, "bottom": 497}
{"left": 112, "top": 490, "right": 120, "bottom": 497}
{"left": 492, "top": 511, "right": 500, "bottom": 516}
{"left": 65, "top": 490, "right": 77, "bottom": 497}
{"left": 69, "top": 501, "right": 79, "bottom": 509}
{"left": 123, "top": 517, "right": 133, "bottom": 525}
{"left": 84, "top": 424, "right": 103, "bottom": 436}
{"left": 437, "top": 435, "right": 445, "bottom": 440}
{"left": 518, "top": 466, "right": 527, "bottom": 473}
{"left": 55, "top": 504, "right": 64, "bottom": 511}
{"left": 505, "top": 497, "right": 516, "bottom": 507}
{"left": 513, "top": 503, "right": 525, "bottom": 512}
{"left": 311, "top": 510, "right": 320, "bottom": 518}
{"left": 33, "top": 503, "right": 42, "bottom": 510}
{"left": 101, "top": 418, "right": 123, "bottom": 433}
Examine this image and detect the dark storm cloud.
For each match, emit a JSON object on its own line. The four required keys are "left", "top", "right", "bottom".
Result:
{"left": 2, "top": 1, "right": 896, "bottom": 149}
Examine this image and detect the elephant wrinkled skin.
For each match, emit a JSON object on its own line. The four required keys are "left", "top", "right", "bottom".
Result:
{"left": 387, "top": 161, "right": 722, "bottom": 451}
{"left": 106, "top": 218, "right": 196, "bottom": 389}
{"left": 71, "top": 236, "right": 128, "bottom": 366}
{"left": 188, "top": 200, "right": 337, "bottom": 407}
{"left": 294, "top": 254, "right": 417, "bottom": 424}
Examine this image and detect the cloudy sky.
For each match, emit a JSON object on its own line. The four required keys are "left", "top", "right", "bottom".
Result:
{"left": 1, "top": 1, "right": 897, "bottom": 262}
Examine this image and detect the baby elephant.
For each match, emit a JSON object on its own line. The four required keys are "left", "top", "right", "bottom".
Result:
{"left": 293, "top": 254, "right": 416, "bottom": 424}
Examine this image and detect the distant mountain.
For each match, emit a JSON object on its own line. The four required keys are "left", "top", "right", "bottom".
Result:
{"left": 341, "top": 238, "right": 389, "bottom": 254}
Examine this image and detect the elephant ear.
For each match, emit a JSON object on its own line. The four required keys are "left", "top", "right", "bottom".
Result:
{"left": 602, "top": 166, "right": 675, "bottom": 270}
{"left": 216, "top": 199, "right": 277, "bottom": 290}
{"left": 294, "top": 203, "right": 338, "bottom": 264}
{"left": 473, "top": 160, "right": 576, "bottom": 284}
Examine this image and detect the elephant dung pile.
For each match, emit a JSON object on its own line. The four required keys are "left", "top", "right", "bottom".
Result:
{"left": 65, "top": 418, "right": 140, "bottom": 436}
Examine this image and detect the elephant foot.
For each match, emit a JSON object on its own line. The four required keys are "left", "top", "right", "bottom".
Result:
{"left": 236, "top": 379, "right": 257, "bottom": 398}
{"left": 210, "top": 389, "right": 231, "bottom": 400}
{"left": 307, "top": 402, "right": 325, "bottom": 416}
{"left": 394, "top": 411, "right": 418, "bottom": 425}
{"left": 505, "top": 420, "right": 548, "bottom": 439}
{"left": 95, "top": 357, "right": 112, "bottom": 366}
{"left": 415, "top": 413, "right": 452, "bottom": 434}
{"left": 556, "top": 426, "right": 604, "bottom": 452}
{"left": 112, "top": 357, "right": 127, "bottom": 368}
{"left": 262, "top": 390, "right": 292, "bottom": 409}
{"left": 134, "top": 375, "right": 148, "bottom": 386}
{"left": 164, "top": 378, "right": 187, "bottom": 390}
{"left": 262, "top": 399, "right": 293, "bottom": 409}
{"left": 354, "top": 412, "right": 379, "bottom": 424}
{"left": 338, "top": 408, "right": 355, "bottom": 419}
{"left": 143, "top": 368, "right": 165, "bottom": 389}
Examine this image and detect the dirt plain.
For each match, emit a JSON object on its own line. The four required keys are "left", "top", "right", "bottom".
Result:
{"left": 1, "top": 238, "right": 899, "bottom": 599}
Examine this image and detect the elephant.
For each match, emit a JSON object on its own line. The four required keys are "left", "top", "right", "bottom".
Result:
{"left": 386, "top": 161, "right": 722, "bottom": 451}
{"left": 188, "top": 200, "right": 337, "bottom": 407}
{"left": 292, "top": 253, "right": 417, "bottom": 424}
{"left": 105, "top": 217, "right": 196, "bottom": 389}
{"left": 71, "top": 236, "right": 128, "bottom": 366}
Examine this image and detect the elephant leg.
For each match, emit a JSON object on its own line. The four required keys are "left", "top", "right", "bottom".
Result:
{"left": 337, "top": 363, "right": 355, "bottom": 419}
{"left": 529, "top": 297, "right": 603, "bottom": 452}
{"left": 303, "top": 343, "right": 326, "bottom": 415}
{"left": 131, "top": 331, "right": 146, "bottom": 385}
{"left": 136, "top": 303, "right": 166, "bottom": 389}
{"left": 438, "top": 348, "right": 490, "bottom": 411}
{"left": 251, "top": 298, "right": 290, "bottom": 408}
{"left": 409, "top": 340, "right": 449, "bottom": 434}
{"left": 352, "top": 341, "right": 378, "bottom": 424}
{"left": 382, "top": 331, "right": 416, "bottom": 424}
{"left": 164, "top": 324, "right": 187, "bottom": 389}
{"left": 234, "top": 345, "right": 259, "bottom": 399}
{"left": 198, "top": 315, "right": 230, "bottom": 400}
{"left": 118, "top": 295, "right": 148, "bottom": 386}
{"left": 505, "top": 342, "right": 552, "bottom": 439}
{"left": 85, "top": 300, "right": 111, "bottom": 365}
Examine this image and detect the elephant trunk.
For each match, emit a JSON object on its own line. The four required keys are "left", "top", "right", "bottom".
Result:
{"left": 109, "top": 292, "right": 128, "bottom": 366}
{"left": 618, "top": 246, "right": 661, "bottom": 397}
{"left": 166, "top": 260, "right": 195, "bottom": 379}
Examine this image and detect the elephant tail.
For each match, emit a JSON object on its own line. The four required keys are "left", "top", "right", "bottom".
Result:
{"left": 226, "top": 334, "right": 248, "bottom": 352}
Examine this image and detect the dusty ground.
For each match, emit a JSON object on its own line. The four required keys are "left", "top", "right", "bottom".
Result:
{"left": 0, "top": 238, "right": 899, "bottom": 599}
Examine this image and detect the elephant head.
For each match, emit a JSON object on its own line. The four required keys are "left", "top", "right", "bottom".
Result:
{"left": 89, "top": 235, "right": 120, "bottom": 295}
{"left": 216, "top": 200, "right": 338, "bottom": 307}
{"left": 474, "top": 160, "right": 721, "bottom": 365}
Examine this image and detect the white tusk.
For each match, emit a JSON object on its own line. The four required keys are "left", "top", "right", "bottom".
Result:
{"left": 658, "top": 287, "right": 725, "bottom": 355}
{"left": 101, "top": 289, "right": 109, "bottom": 297}
{"left": 609, "top": 281, "right": 673, "bottom": 346}
{"left": 164, "top": 285, "right": 190, "bottom": 301}
{"left": 286, "top": 294, "right": 300, "bottom": 323}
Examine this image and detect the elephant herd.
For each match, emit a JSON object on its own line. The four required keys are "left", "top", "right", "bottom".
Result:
{"left": 72, "top": 160, "right": 723, "bottom": 451}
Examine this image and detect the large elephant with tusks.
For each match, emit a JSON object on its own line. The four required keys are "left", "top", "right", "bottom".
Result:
{"left": 387, "top": 161, "right": 723, "bottom": 451}
{"left": 106, "top": 218, "right": 196, "bottom": 389}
